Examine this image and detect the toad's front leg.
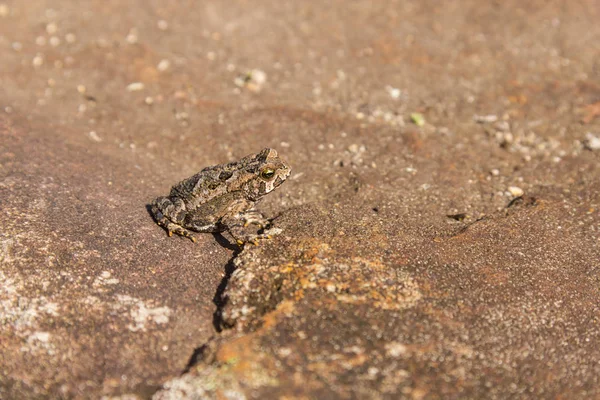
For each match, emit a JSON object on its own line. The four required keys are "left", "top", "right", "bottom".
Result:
{"left": 221, "top": 210, "right": 272, "bottom": 246}
{"left": 150, "top": 196, "right": 197, "bottom": 242}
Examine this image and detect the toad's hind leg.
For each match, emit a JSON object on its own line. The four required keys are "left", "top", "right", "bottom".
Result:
{"left": 150, "top": 196, "right": 197, "bottom": 242}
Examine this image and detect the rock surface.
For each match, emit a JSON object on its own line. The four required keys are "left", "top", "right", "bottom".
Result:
{"left": 1, "top": 1, "right": 600, "bottom": 399}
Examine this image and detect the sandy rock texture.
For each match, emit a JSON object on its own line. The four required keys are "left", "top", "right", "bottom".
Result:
{"left": 1, "top": 0, "right": 600, "bottom": 399}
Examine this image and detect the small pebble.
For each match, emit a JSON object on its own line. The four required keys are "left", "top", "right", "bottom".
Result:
{"left": 410, "top": 112, "right": 425, "bottom": 127}
{"left": 348, "top": 144, "right": 359, "bottom": 153}
{"left": 126, "top": 82, "right": 144, "bottom": 92}
{"left": 126, "top": 28, "right": 138, "bottom": 44}
{"left": 251, "top": 69, "right": 267, "bottom": 85}
{"left": 490, "top": 168, "right": 500, "bottom": 176}
{"left": 49, "top": 36, "right": 61, "bottom": 47}
{"left": 144, "top": 96, "right": 154, "bottom": 105}
{"left": 508, "top": 186, "right": 524, "bottom": 197}
{"left": 12, "top": 42, "right": 22, "bottom": 51}
{"left": 0, "top": 4, "right": 9, "bottom": 17}
{"left": 88, "top": 131, "right": 102, "bottom": 142}
{"left": 32, "top": 54, "right": 44, "bottom": 67}
{"left": 157, "top": 59, "right": 170, "bottom": 71}
{"left": 386, "top": 85, "right": 401, "bottom": 99}
{"left": 77, "top": 84, "right": 86, "bottom": 94}
{"left": 157, "top": 20, "right": 168, "bottom": 30}
{"left": 65, "top": 33, "right": 76, "bottom": 43}
{"left": 46, "top": 22, "right": 58, "bottom": 34}
{"left": 584, "top": 132, "right": 600, "bottom": 150}
{"left": 473, "top": 114, "right": 498, "bottom": 123}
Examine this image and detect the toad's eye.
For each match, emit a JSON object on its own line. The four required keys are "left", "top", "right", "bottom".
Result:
{"left": 260, "top": 168, "right": 275, "bottom": 180}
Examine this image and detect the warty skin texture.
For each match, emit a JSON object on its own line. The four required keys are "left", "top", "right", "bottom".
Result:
{"left": 150, "top": 148, "right": 290, "bottom": 244}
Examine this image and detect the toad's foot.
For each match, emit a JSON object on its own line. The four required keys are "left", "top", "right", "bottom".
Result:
{"left": 223, "top": 212, "right": 281, "bottom": 246}
{"left": 240, "top": 209, "right": 270, "bottom": 229}
{"left": 164, "top": 222, "right": 197, "bottom": 242}
{"left": 234, "top": 232, "right": 272, "bottom": 246}
{"left": 232, "top": 227, "right": 284, "bottom": 246}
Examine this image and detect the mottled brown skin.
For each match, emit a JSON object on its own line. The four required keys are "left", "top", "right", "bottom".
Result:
{"left": 150, "top": 148, "right": 291, "bottom": 244}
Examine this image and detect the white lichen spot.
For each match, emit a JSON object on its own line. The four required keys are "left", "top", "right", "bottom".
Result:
{"left": 22, "top": 331, "right": 55, "bottom": 355}
{"left": 385, "top": 342, "right": 408, "bottom": 357}
{"left": 116, "top": 295, "right": 172, "bottom": 332}
{"left": 93, "top": 270, "right": 119, "bottom": 287}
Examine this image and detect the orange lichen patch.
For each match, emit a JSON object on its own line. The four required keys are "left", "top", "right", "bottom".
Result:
{"left": 273, "top": 256, "right": 423, "bottom": 311}
{"left": 212, "top": 304, "right": 301, "bottom": 391}
{"left": 293, "top": 240, "right": 333, "bottom": 262}
{"left": 326, "top": 258, "right": 422, "bottom": 311}
{"left": 507, "top": 94, "right": 528, "bottom": 104}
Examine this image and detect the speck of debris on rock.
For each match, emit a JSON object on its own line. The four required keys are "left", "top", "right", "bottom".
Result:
{"left": 157, "top": 59, "right": 170, "bottom": 71}
{"left": 46, "top": 22, "right": 58, "bottom": 34}
{"left": 0, "top": 3, "right": 9, "bottom": 17}
{"left": 12, "top": 42, "right": 22, "bottom": 51}
{"left": 145, "top": 96, "right": 154, "bottom": 105}
{"left": 88, "top": 131, "right": 102, "bottom": 142}
{"left": 65, "top": 33, "right": 76, "bottom": 43}
{"left": 494, "top": 120, "right": 510, "bottom": 132}
{"left": 49, "top": 36, "right": 61, "bottom": 47}
{"left": 32, "top": 54, "right": 44, "bottom": 67}
{"left": 386, "top": 85, "right": 401, "bottom": 99}
{"left": 126, "top": 82, "right": 145, "bottom": 92}
{"left": 77, "top": 84, "right": 86, "bottom": 94}
{"left": 473, "top": 114, "right": 498, "bottom": 123}
{"left": 584, "top": 132, "right": 600, "bottom": 150}
{"left": 157, "top": 19, "right": 169, "bottom": 30}
{"left": 508, "top": 186, "right": 524, "bottom": 197}
{"left": 250, "top": 69, "right": 267, "bottom": 85}
{"left": 410, "top": 112, "right": 425, "bottom": 126}
{"left": 126, "top": 28, "right": 139, "bottom": 44}
{"left": 385, "top": 342, "right": 408, "bottom": 358}
{"left": 234, "top": 69, "right": 268, "bottom": 92}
